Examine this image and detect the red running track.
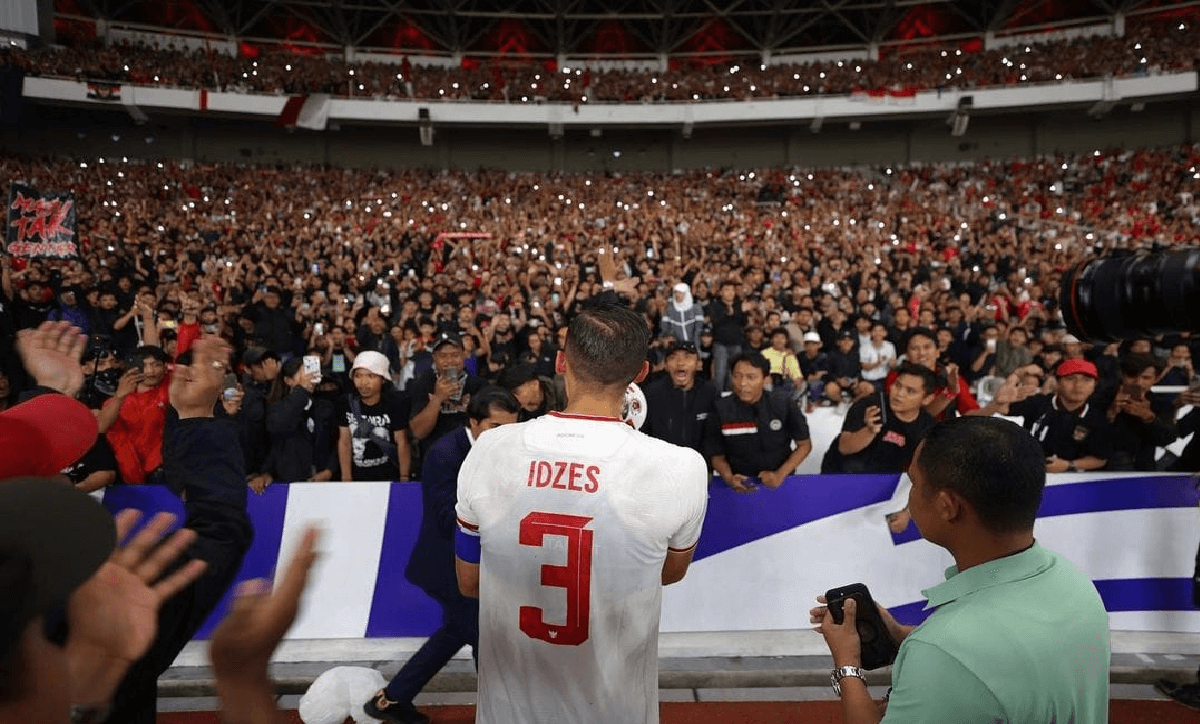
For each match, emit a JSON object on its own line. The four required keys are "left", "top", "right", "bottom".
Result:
{"left": 160, "top": 700, "right": 1200, "bottom": 723}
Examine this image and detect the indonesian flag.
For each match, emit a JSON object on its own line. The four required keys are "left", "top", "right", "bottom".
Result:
{"left": 276, "top": 94, "right": 331, "bottom": 130}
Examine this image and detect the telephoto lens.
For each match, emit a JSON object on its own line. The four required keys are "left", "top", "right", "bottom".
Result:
{"left": 1060, "top": 248, "right": 1200, "bottom": 342}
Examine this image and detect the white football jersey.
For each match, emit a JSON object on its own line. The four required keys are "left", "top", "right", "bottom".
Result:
{"left": 456, "top": 411, "right": 708, "bottom": 724}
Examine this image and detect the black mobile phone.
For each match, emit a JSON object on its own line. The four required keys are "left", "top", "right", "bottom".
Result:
{"left": 878, "top": 390, "right": 888, "bottom": 426}
{"left": 825, "top": 583, "right": 899, "bottom": 670}
{"left": 124, "top": 353, "right": 145, "bottom": 373}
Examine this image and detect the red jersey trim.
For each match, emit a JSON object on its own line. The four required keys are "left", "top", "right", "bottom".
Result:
{"left": 456, "top": 517, "right": 479, "bottom": 532}
{"left": 548, "top": 411, "right": 623, "bottom": 423}
{"left": 721, "top": 422, "right": 757, "bottom": 430}
{"left": 668, "top": 541, "right": 698, "bottom": 554}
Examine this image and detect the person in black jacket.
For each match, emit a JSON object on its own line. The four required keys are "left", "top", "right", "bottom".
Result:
{"left": 705, "top": 351, "right": 812, "bottom": 491}
{"left": 263, "top": 357, "right": 333, "bottom": 485}
{"left": 246, "top": 287, "right": 297, "bottom": 356}
{"left": 365, "top": 387, "right": 521, "bottom": 724}
{"left": 708, "top": 280, "right": 747, "bottom": 392}
{"left": 642, "top": 341, "right": 717, "bottom": 455}
{"left": 240, "top": 346, "right": 280, "bottom": 491}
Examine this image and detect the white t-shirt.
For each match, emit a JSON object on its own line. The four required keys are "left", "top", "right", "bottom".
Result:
{"left": 860, "top": 340, "right": 896, "bottom": 382}
{"left": 456, "top": 411, "right": 709, "bottom": 724}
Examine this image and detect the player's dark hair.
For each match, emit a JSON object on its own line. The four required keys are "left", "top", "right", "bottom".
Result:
{"left": 468, "top": 386, "right": 521, "bottom": 421}
{"left": 915, "top": 416, "right": 1045, "bottom": 534}
{"left": 565, "top": 304, "right": 650, "bottom": 388}
{"left": 894, "top": 361, "right": 939, "bottom": 394}
{"left": 731, "top": 351, "right": 770, "bottom": 377}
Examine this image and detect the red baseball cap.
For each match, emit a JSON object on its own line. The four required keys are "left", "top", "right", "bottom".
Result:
{"left": 0, "top": 395, "right": 99, "bottom": 480}
{"left": 1056, "top": 359, "right": 1098, "bottom": 379}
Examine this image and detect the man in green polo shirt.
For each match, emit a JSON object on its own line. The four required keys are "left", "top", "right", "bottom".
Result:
{"left": 812, "top": 416, "right": 1110, "bottom": 724}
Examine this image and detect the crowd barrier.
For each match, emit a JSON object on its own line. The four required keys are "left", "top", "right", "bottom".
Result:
{"left": 101, "top": 470, "right": 1200, "bottom": 642}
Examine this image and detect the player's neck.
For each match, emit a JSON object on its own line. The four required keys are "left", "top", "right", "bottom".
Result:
{"left": 562, "top": 389, "right": 624, "bottom": 419}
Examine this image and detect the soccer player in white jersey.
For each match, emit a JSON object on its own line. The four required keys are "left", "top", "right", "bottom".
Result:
{"left": 455, "top": 303, "right": 709, "bottom": 724}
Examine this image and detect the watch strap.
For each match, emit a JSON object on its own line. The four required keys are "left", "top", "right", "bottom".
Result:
{"left": 830, "top": 665, "right": 867, "bottom": 695}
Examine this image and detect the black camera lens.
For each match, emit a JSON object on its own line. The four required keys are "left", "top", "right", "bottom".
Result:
{"left": 1060, "top": 249, "right": 1200, "bottom": 342}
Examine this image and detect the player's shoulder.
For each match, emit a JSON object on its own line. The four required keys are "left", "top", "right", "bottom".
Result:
{"left": 634, "top": 430, "right": 707, "bottom": 470}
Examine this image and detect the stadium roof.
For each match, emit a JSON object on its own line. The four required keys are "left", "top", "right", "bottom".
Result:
{"left": 56, "top": 0, "right": 1192, "bottom": 58}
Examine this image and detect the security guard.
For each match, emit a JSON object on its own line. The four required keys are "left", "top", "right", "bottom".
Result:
{"left": 993, "top": 358, "right": 1112, "bottom": 473}
{"left": 704, "top": 351, "right": 812, "bottom": 492}
{"left": 642, "top": 341, "right": 718, "bottom": 455}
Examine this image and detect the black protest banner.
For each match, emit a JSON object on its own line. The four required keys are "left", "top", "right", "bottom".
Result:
{"left": 6, "top": 184, "right": 79, "bottom": 259}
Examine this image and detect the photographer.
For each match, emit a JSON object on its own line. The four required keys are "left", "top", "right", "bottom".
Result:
{"left": 812, "top": 417, "right": 1109, "bottom": 724}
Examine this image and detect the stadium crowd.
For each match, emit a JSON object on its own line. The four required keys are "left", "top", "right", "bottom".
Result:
{"left": 1, "top": 142, "right": 1197, "bottom": 490}
{"left": 6, "top": 14, "right": 1199, "bottom": 103}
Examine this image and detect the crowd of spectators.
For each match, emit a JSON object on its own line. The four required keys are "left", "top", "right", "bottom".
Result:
{"left": 6, "top": 14, "right": 1200, "bottom": 103}
{"left": 1, "top": 140, "right": 1197, "bottom": 490}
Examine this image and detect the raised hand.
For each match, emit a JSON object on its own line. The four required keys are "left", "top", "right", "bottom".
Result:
{"left": 16, "top": 320, "right": 88, "bottom": 397}
{"left": 170, "top": 335, "right": 232, "bottom": 419}
{"left": 210, "top": 527, "right": 321, "bottom": 683}
{"left": 67, "top": 510, "right": 207, "bottom": 707}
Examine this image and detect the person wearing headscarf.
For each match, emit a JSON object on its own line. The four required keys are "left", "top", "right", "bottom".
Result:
{"left": 659, "top": 282, "right": 704, "bottom": 344}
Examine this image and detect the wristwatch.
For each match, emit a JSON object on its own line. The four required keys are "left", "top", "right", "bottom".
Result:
{"left": 1066, "top": 461, "right": 1078, "bottom": 472}
{"left": 831, "top": 665, "right": 867, "bottom": 695}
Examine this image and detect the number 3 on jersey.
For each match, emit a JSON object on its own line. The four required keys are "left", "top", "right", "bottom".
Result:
{"left": 518, "top": 512, "right": 594, "bottom": 646}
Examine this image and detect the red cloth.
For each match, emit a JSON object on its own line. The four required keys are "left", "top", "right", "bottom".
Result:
{"left": 176, "top": 321, "right": 200, "bottom": 359}
{"left": 104, "top": 377, "right": 171, "bottom": 484}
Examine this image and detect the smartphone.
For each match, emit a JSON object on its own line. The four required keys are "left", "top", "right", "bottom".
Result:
{"left": 313, "top": 322, "right": 324, "bottom": 336}
{"left": 1149, "top": 385, "right": 1189, "bottom": 395}
{"left": 824, "top": 583, "right": 899, "bottom": 670}
{"left": 311, "top": 263, "right": 320, "bottom": 274}
{"left": 222, "top": 373, "right": 238, "bottom": 402}
{"left": 878, "top": 390, "right": 887, "bottom": 426}
{"left": 124, "top": 354, "right": 145, "bottom": 373}
{"left": 986, "top": 338, "right": 997, "bottom": 353}
{"left": 303, "top": 354, "right": 322, "bottom": 382}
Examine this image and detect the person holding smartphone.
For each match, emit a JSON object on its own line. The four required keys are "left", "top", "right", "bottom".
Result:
{"left": 811, "top": 417, "right": 1109, "bottom": 724}
{"left": 821, "top": 363, "right": 938, "bottom": 474}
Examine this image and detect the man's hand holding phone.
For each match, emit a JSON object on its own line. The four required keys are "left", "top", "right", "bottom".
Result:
{"left": 863, "top": 405, "right": 883, "bottom": 436}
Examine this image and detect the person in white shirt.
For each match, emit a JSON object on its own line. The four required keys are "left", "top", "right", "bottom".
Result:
{"left": 455, "top": 303, "right": 709, "bottom": 724}
{"left": 860, "top": 321, "right": 897, "bottom": 387}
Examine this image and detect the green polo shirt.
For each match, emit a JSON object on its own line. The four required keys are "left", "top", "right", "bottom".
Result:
{"left": 881, "top": 543, "right": 1110, "bottom": 724}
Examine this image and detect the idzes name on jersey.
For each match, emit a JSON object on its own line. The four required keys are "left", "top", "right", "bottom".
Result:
{"left": 525, "top": 460, "right": 601, "bottom": 493}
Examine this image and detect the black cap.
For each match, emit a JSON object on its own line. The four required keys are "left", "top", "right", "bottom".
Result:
{"left": 432, "top": 332, "right": 463, "bottom": 351}
{"left": 666, "top": 341, "right": 699, "bottom": 356}
{"left": 243, "top": 346, "right": 280, "bottom": 367}
{"left": 838, "top": 329, "right": 856, "bottom": 340}
{"left": 0, "top": 477, "right": 117, "bottom": 660}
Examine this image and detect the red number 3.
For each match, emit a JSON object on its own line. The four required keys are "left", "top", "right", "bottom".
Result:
{"left": 518, "top": 511, "right": 594, "bottom": 646}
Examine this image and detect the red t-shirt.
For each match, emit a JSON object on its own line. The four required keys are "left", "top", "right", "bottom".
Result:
{"left": 104, "top": 377, "right": 171, "bottom": 484}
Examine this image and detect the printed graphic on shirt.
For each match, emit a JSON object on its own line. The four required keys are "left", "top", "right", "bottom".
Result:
{"left": 345, "top": 411, "right": 394, "bottom": 468}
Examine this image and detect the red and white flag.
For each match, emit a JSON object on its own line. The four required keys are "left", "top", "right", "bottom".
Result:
{"left": 276, "top": 94, "right": 331, "bottom": 130}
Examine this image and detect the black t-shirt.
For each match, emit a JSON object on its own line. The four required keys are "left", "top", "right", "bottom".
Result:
{"left": 62, "top": 435, "right": 118, "bottom": 487}
{"left": 336, "top": 392, "right": 411, "bottom": 481}
{"left": 827, "top": 349, "right": 861, "bottom": 381}
{"left": 798, "top": 351, "right": 831, "bottom": 378}
{"left": 642, "top": 377, "right": 718, "bottom": 454}
{"left": 821, "top": 397, "right": 935, "bottom": 474}
{"left": 407, "top": 369, "right": 486, "bottom": 447}
{"left": 1008, "top": 393, "right": 1113, "bottom": 464}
